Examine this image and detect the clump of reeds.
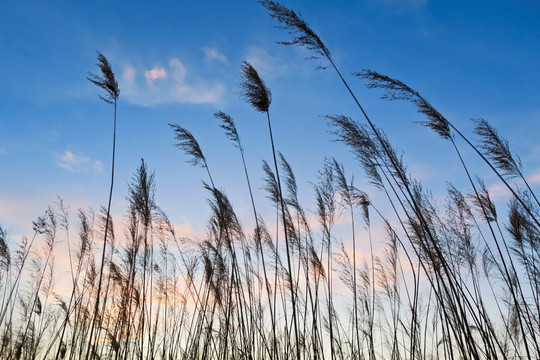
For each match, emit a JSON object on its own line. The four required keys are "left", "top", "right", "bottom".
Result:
{"left": 1, "top": 3, "right": 538, "bottom": 360}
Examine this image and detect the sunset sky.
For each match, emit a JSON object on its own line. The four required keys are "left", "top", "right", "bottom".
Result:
{"left": 1, "top": 0, "right": 539, "bottom": 243}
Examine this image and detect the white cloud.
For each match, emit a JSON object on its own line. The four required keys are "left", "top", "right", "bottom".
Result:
{"left": 202, "top": 47, "right": 229, "bottom": 65}
{"left": 120, "top": 57, "right": 225, "bottom": 106}
{"left": 56, "top": 150, "right": 103, "bottom": 174}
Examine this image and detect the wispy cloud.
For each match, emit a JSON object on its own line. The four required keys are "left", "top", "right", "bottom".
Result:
{"left": 202, "top": 46, "right": 229, "bottom": 65}
{"left": 120, "top": 57, "right": 225, "bottom": 107}
{"left": 529, "top": 168, "right": 540, "bottom": 185}
{"left": 487, "top": 167, "right": 540, "bottom": 199}
{"left": 488, "top": 183, "right": 510, "bottom": 200}
{"left": 169, "top": 58, "right": 187, "bottom": 82}
{"left": 245, "top": 46, "right": 288, "bottom": 79}
{"left": 56, "top": 150, "right": 103, "bottom": 173}
{"left": 173, "top": 217, "right": 199, "bottom": 240}
{"left": 123, "top": 66, "right": 136, "bottom": 83}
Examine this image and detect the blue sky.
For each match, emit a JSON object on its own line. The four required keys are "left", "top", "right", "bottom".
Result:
{"left": 1, "top": 0, "right": 539, "bottom": 241}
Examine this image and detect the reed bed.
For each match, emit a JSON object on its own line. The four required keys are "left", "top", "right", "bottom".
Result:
{"left": 0, "top": 1, "right": 538, "bottom": 359}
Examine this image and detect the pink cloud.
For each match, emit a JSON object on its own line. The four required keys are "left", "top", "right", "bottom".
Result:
{"left": 144, "top": 67, "right": 167, "bottom": 84}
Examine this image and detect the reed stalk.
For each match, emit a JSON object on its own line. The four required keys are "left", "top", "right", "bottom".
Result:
{"left": 85, "top": 51, "right": 120, "bottom": 360}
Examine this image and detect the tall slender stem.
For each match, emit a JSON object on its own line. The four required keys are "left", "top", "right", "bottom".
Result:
{"left": 86, "top": 97, "right": 116, "bottom": 360}
{"left": 266, "top": 110, "right": 300, "bottom": 360}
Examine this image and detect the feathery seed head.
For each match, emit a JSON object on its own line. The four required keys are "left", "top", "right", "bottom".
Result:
{"left": 204, "top": 183, "right": 244, "bottom": 246}
{"left": 262, "top": 160, "right": 280, "bottom": 205}
{"left": 279, "top": 152, "right": 299, "bottom": 207}
{"left": 87, "top": 51, "right": 120, "bottom": 104}
{"left": 470, "top": 177, "right": 497, "bottom": 222}
{"left": 169, "top": 123, "right": 207, "bottom": 167}
{"left": 326, "top": 114, "right": 383, "bottom": 188}
{"left": 259, "top": 1, "right": 330, "bottom": 60}
{"left": 473, "top": 118, "right": 521, "bottom": 178}
{"left": 215, "top": 111, "right": 240, "bottom": 147}
{"left": 239, "top": 61, "right": 272, "bottom": 112}
{"left": 128, "top": 158, "right": 156, "bottom": 228}
{"left": 356, "top": 70, "right": 451, "bottom": 140}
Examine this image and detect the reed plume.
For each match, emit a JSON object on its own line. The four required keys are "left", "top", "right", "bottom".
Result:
{"left": 239, "top": 61, "right": 272, "bottom": 113}
{"left": 474, "top": 118, "right": 540, "bottom": 209}
{"left": 87, "top": 52, "right": 120, "bottom": 104}
{"left": 258, "top": 0, "right": 330, "bottom": 60}
{"left": 170, "top": 123, "right": 215, "bottom": 188}
{"left": 355, "top": 70, "right": 451, "bottom": 140}
{"left": 473, "top": 118, "right": 521, "bottom": 179}
{"left": 216, "top": 111, "right": 240, "bottom": 148}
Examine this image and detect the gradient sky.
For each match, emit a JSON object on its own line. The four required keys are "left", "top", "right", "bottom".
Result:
{"left": 1, "top": 0, "right": 539, "bottom": 243}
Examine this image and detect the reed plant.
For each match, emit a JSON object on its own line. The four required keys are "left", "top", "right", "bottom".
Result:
{"left": 0, "top": 2, "right": 538, "bottom": 360}
{"left": 85, "top": 51, "right": 120, "bottom": 360}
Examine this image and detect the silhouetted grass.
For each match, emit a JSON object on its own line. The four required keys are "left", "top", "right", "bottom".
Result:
{"left": 0, "top": 2, "right": 538, "bottom": 360}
